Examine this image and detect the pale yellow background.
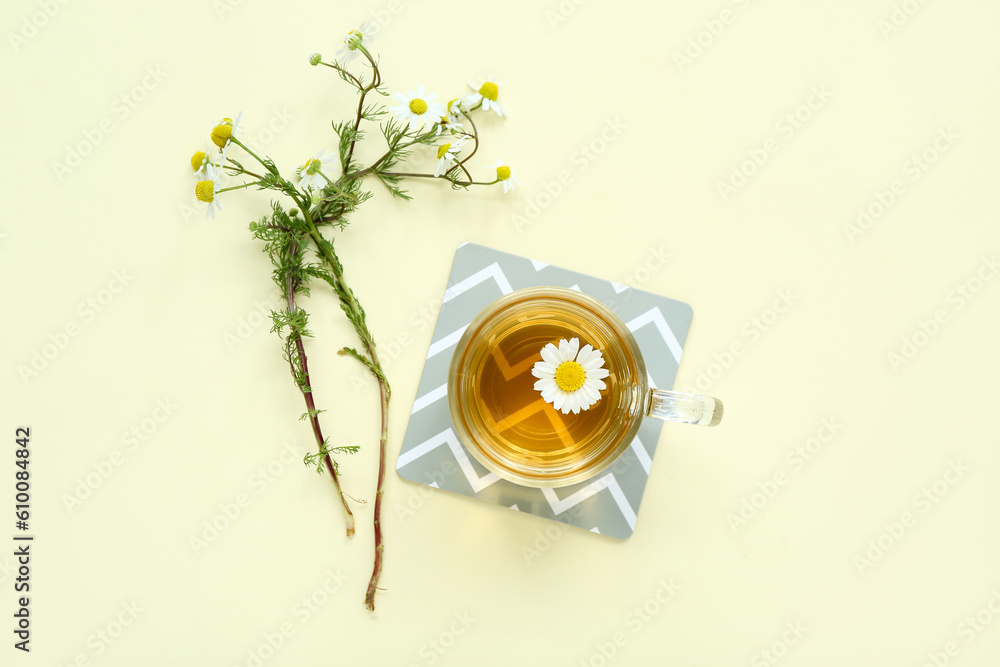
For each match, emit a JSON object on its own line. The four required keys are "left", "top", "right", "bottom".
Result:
{"left": 2, "top": 0, "right": 999, "bottom": 664}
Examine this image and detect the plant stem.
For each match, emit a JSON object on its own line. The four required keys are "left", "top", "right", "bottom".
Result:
{"left": 230, "top": 138, "right": 279, "bottom": 177}
{"left": 320, "top": 61, "right": 364, "bottom": 90}
{"left": 377, "top": 171, "right": 499, "bottom": 186}
{"left": 364, "top": 364, "right": 390, "bottom": 611}
{"left": 342, "top": 46, "right": 381, "bottom": 173}
{"left": 300, "top": 207, "right": 391, "bottom": 611}
{"left": 217, "top": 182, "right": 259, "bottom": 195}
{"left": 284, "top": 237, "right": 355, "bottom": 537}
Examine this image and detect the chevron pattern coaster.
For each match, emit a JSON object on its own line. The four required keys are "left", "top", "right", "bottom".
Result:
{"left": 395, "top": 243, "right": 694, "bottom": 540}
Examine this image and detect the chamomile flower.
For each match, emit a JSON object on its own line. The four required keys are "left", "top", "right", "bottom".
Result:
{"left": 194, "top": 165, "right": 224, "bottom": 220}
{"left": 210, "top": 111, "right": 245, "bottom": 149}
{"left": 494, "top": 159, "right": 519, "bottom": 193}
{"left": 389, "top": 85, "right": 445, "bottom": 133}
{"left": 296, "top": 150, "right": 336, "bottom": 191}
{"left": 531, "top": 337, "right": 610, "bottom": 415}
{"left": 335, "top": 21, "right": 376, "bottom": 64}
{"left": 465, "top": 77, "right": 506, "bottom": 117}
{"left": 433, "top": 98, "right": 465, "bottom": 136}
{"left": 446, "top": 97, "right": 465, "bottom": 122}
{"left": 191, "top": 141, "right": 228, "bottom": 180}
{"left": 433, "top": 137, "right": 467, "bottom": 177}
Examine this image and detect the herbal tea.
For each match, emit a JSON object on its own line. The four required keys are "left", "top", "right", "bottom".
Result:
{"left": 449, "top": 287, "right": 723, "bottom": 488}
{"left": 450, "top": 293, "right": 645, "bottom": 483}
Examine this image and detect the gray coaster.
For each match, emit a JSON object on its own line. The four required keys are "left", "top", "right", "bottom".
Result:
{"left": 395, "top": 243, "right": 694, "bottom": 540}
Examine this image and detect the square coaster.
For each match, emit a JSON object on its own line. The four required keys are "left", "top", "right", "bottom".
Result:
{"left": 394, "top": 243, "right": 694, "bottom": 539}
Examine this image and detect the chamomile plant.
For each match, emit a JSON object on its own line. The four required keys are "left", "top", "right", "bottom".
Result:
{"left": 187, "top": 31, "right": 513, "bottom": 612}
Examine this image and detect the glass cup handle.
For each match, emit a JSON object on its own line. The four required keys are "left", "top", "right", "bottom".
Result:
{"left": 646, "top": 389, "right": 724, "bottom": 427}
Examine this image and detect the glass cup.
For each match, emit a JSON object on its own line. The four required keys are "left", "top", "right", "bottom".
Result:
{"left": 448, "top": 286, "right": 723, "bottom": 488}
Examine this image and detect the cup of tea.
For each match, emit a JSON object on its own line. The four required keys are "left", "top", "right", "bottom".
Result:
{"left": 448, "top": 286, "right": 723, "bottom": 488}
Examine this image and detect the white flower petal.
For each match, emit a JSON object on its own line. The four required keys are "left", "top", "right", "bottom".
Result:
{"left": 540, "top": 343, "right": 561, "bottom": 367}
{"left": 557, "top": 338, "right": 572, "bottom": 362}
{"left": 584, "top": 377, "right": 606, "bottom": 392}
{"left": 531, "top": 361, "right": 556, "bottom": 378}
{"left": 552, "top": 393, "right": 566, "bottom": 412}
{"left": 588, "top": 368, "right": 610, "bottom": 380}
{"left": 576, "top": 344, "right": 594, "bottom": 365}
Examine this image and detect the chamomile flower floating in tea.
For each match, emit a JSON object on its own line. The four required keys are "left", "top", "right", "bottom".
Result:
{"left": 531, "top": 337, "right": 610, "bottom": 414}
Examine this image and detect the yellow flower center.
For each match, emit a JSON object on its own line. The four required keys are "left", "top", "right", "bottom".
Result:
{"left": 191, "top": 151, "right": 206, "bottom": 171}
{"left": 409, "top": 98, "right": 428, "bottom": 115}
{"left": 195, "top": 180, "right": 215, "bottom": 203}
{"left": 346, "top": 29, "right": 363, "bottom": 49}
{"left": 447, "top": 98, "right": 459, "bottom": 112}
{"left": 437, "top": 143, "right": 451, "bottom": 160}
{"left": 211, "top": 124, "right": 232, "bottom": 148}
{"left": 496, "top": 165, "right": 511, "bottom": 181}
{"left": 303, "top": 158, "right": 322, "bottom": 175}
{"left": 478, "top": 81, "right": 498, "bottom": 101}
{"left": 554, "top": 361, "right": 586, "bottom": 392}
